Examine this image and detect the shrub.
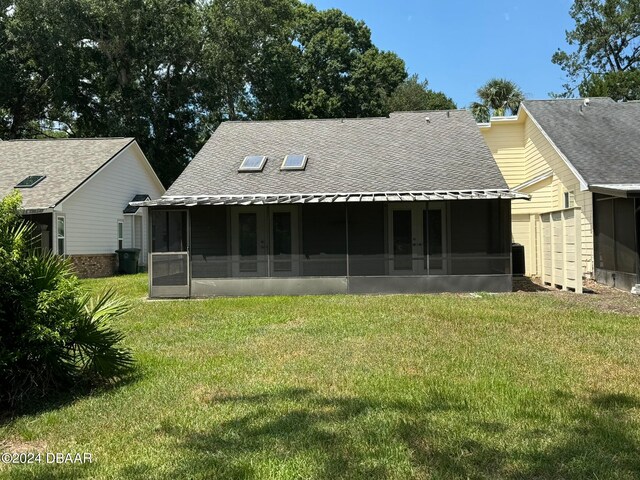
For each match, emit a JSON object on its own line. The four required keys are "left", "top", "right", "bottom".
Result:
{"left": 0, "top": 192, "right": 134, "bottom": 408}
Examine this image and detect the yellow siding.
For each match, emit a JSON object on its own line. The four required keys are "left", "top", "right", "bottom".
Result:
{"left": 482, "top": 112, "right": 595, "bottom": 278}
{"left": 480, "top": 123, "right": 525, "bottom": 187}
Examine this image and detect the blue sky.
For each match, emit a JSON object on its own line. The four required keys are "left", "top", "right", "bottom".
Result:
{"left": 308, "top": 0, "right": 576, "bottom": 108}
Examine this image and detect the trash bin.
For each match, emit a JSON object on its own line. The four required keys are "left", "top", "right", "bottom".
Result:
{"left": 116, "top": 248, "right": 141, "bottom": 274}
{"left": 512, "top": 243, "right": 525, "bottom": 276}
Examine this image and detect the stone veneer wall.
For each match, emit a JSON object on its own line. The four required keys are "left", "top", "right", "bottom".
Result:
{"left": 69, "top": 254, "right": 117, "bottom": 278}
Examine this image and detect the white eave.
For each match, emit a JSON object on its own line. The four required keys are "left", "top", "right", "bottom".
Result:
{"left": 589, "top": 183, "right": 640, "bottom": 198}
{"left": 131, "top": 189, "right": 530, "bottom": 207}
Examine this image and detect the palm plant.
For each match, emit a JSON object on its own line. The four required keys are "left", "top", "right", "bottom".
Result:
{"left": 0, "top": 192, "right": 134, "bottom": 407}
{"left": 470, "top": 78, "right": 525, "bottom": 122}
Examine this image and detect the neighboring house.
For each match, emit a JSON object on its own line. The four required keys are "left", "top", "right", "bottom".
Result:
{"left": 0, "top": 138, "right": 165, "bottom": 277}
{"left": 135, "top": 110, "right": 527, "bottom": 298}
{"left": 480, "top": 98, "right": 640, "bottom": 292}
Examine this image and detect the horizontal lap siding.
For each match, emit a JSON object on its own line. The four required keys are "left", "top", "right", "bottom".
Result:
{"left": 60, "top": 146, "right": 164, "bottom": 256}
{"left": 480, "top": 124, "right": 526, "bottom": 187}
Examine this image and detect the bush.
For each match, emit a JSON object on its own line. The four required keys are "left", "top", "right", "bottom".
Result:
{"left": 0, "top": 192, "right": 134, "bottom": 408}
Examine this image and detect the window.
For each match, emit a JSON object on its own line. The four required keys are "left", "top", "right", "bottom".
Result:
{"left": 563, "top": 191, "right": 574, "bottom": 209}
{"left": 56, "top": 216, "right": 65, "bottom": 255}
{"left": 16, "top": 175, "right": 46, "bottom": 188}
{"left": 281, "top": 154, "right": 308, "bottom": 170}
{"left": 117, "top": 220, "right": 124, "bottom": 250}
{"left": 238, "top": 155, "right": 267, "bottom": 172}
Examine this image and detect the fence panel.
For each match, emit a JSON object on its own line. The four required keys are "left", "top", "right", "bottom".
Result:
{"left": 539, "top": 207, "right": 582, "bottom": 293}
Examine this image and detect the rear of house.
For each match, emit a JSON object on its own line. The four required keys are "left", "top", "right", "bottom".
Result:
{"left": 481, "top": 98, "right": 640, "bottom": 292}
{"left": 0, "top": 138, "right": 165, "bottom": 277}
{"left": 136, "top": 111, "right": 527, "bottom": 298}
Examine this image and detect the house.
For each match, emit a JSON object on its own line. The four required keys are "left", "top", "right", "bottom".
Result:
{"left": 135, "top": 110, "right": 527, "bottom": 298}
{"left": 0, "top": 138, "right": 165, "bottom": 277}
{"left": 480, "top": 98, "right": 640, "bottom": 292}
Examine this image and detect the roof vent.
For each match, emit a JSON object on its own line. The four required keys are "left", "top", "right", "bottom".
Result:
{"left": 425, "top": 116, "right": 431, "bottom": 123}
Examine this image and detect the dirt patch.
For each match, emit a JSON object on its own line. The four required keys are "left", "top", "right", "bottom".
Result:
{"left": 512, "top": 276, "right": 640, "bottom": 316}
{"left": 0, "top": 438, "right": 47, "bottom": 454}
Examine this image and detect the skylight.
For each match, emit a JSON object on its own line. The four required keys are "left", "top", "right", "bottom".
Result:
{"left": 281, "top": 154, "right": 308, "bottom": 171}
{"left": 15, "top": 175, "right": 46, "bottom": 188}
{"left": 238, "top": 155, "right": 267, "bottom": 172}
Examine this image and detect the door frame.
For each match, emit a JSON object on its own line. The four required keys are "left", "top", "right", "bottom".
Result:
{"left": 148, "top": 208, "right": 190, "bottom": 298}
{"left": 230, "top": 206, "right": 268, "bottom": 277}
{"left": 387, "top": 202, "right": 448, "bottom": 275}
{"left": 269, "top": 205, "right": 300, "bottom": 277}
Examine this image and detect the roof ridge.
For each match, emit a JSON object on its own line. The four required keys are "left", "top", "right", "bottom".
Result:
{"left": 4, "top": 137, "right": 134, "bottom": 142}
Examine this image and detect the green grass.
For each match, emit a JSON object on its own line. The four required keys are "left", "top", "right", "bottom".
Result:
{"left": 2, "top": 274, "right": 640, "bottom": 479}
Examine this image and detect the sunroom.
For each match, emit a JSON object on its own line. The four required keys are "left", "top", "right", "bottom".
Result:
{"left": 135, "top": 110, "right": 527, "bottom": 298}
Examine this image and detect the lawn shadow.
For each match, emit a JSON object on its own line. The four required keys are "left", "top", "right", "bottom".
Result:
{"left": 156, "top": 387, "right": 640, "bottom": 480}
{"left": 0, "top": 370, "right": 142, "bottom": 427}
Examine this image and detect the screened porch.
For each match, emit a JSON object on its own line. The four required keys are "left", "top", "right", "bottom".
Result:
{"left": 148, "top": 199, "right": 512, "bottom": 297}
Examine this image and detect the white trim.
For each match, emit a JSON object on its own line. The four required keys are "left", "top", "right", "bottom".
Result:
{"left": 117, "top": 219, "right": 124, "bottom": 250}
{"left": 519, "top": 104, "right": 589, "bottom": 191}
{"left": 513, "top": 170, "right": 553, "bottom": 192}
{"left": 55, "top": 214, "right": 66, "bottom": 255}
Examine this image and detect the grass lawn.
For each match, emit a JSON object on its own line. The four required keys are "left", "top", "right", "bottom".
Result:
{"left": 1, "top": 274, "right": 640, "bottom": 479}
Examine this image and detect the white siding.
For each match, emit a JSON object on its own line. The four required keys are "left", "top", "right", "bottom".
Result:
{"left": 58, "top": 143, "right": 164, "bottom": 264}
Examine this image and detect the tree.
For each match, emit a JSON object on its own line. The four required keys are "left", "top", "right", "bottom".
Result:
{"left": 288, "top": 5, "right": 407, "bottom": 118}
{"left": 470, "top": 78, "right": 525, "bottom": 122}
{"left": 0, "top": 0, "right": 414, "bottom": 184}
{"left": 580, "top": 69, "right": 640, "bottom": 99}
{"left": 386, "top": 74, "right": 457, "bottom": 112}
{"left": 552, "top": 0, "right": 640, "bottom": 97}
{"left": 0, "top": 192, "right": 134, "bottom": 408}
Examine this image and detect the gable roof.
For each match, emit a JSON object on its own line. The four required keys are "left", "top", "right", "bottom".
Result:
{"left": 521, "top": 98, "right": 640, "bottom": 187}
{"left": 0, "top": 138, "right": 134, "bottom": 212}
{"left": 164, "top": 110, "right": 510, "bottom": 200}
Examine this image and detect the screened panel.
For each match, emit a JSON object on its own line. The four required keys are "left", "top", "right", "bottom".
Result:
{"left": 448, "top": 200, "right": 510, "bottom": 275}
{"left": 595, "top": 195, "right": 637, "bottom": 275}
{"left": 425, "top": 208, "right": 443, "bottom": 271}
{"left": 151, "top": 210, "right": 187, "bottom": 253}
{"left": 614, "top": 198, "right": 636, "bottom": 274}
{"left": 301, "top": 204, "right": 346, "bottom": 276}
{"left": 152, "top": 253, "right": 188, "bottom": 286}
{"left": 392, "top": 209, "right": 413, "bottom": 271}
{"left": 273, "top": 211, "right": 293, "bottom": 272}
{"left": 595, "top": 196, "right": 615, "bottom": 270}
{"left": 191, "top": 206, "right": 229, "bottom": 278}
{"left": 347, "top": 203, "right": 386, "bottom": 276}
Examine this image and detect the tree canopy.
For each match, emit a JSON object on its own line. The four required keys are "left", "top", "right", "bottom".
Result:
{"left": 385, "top": 74, "right": 457, "bottom": 112}
{"left": 0, "top": 0, "right": 433, "bottom": 185}
{"left": 470, "top": 78, "right": 525, "bottom": 123}
{"left": 552, "top": 0, "right": 640, "bottom": 99}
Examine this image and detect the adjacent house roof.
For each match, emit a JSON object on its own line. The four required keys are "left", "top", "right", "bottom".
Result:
{"left": 521, "top": 98, "right": 640, "bottom": 188}
{"left": 0, "top": 138, "right": 134, "bottom": 212}
{"left": 146, "top": 110, "right": 519, "bottom": 206}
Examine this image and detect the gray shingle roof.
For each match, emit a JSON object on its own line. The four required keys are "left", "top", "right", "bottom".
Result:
{"left": 522, "top": 98, "right": 640, "bottom": 186}
{"left": 166, "top": 110, "right": 508, "bottom": 197}
{"left": 0, "top": 138, "right": 134, "bottom": 211}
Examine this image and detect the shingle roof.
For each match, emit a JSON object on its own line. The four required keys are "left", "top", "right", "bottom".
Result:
{"left": 0, "top": 138, "right": 134, "bottom": 211}
{"left": 522, "top": 98, "right": 640, "bottom": 186}
{"left": 123, "top": 194, "right": 150, "bottom": 213}
{"left": 166, "top": 110, "right": 508, "bottom": 197}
